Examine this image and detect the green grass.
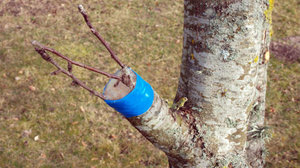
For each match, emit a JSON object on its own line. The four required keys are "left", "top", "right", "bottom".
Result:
{"left": 265, "top": 59, "right": 300, "bottom": 168}
{"left": 0, "top": 0, "right": 299, "bottom": 167}
{"left": 264, "top": 0, "right": 300, "bottom": 167}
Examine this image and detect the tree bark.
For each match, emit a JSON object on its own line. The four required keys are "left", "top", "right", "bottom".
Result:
{"left": 113, "top": 0, "right": 272, "bottom": 167}
{"left": 31, "top": 0, "right": 272, "bottom": 167}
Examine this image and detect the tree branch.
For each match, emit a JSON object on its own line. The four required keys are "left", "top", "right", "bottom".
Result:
{"left": 33, "top": 45, "right": 105, "bottom": 100}
{"left": 127, "top": 92, "right": 197, "bottom": 164}
{"left": 31, "top": 4, "right": 200, "bottom": 166}
{"left": 78, "top": 4, "right": 125, "bottom": 68}
{"left": 32, "top": 40, "right": 122, "bottom": 81}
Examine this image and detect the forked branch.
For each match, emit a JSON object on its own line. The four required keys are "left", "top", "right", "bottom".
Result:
{"left": 32, "top": 41, "right": 121, "bottom": 81}
{"left": 33, "top": 45, "right": 105, "bottom": 100}
{"left": 32, "top": 5, "right": 133, "bottom": 100}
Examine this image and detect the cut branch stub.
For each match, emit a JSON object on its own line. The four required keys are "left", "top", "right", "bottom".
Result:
{"left": 103, "top": 67, "right": 154, "bottom": 118}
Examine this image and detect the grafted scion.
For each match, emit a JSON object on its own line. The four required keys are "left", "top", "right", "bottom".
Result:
{"left": 32, "top": 5, "right": 133, "bottom": 100}
{"left": 78, "top": 5, "right": 125, "bottom": 69}
{"left": 33, "top": 45, "right": 105, "bottom": 99}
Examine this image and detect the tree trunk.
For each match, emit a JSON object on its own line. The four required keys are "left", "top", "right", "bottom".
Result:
{"left": 118, "top": 0, "right": 271, "bottom": 167}
{"left": 30, "top": 0, "right": 273, "bottom": 167}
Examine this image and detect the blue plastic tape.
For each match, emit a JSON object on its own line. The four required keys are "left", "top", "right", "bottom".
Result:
{"left": 103, "top": 70, "right": 154, "bottom": 118}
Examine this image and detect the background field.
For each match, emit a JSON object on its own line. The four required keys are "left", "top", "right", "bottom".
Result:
{"left": 0, "top": 0, "right": 299, "bottom": 167}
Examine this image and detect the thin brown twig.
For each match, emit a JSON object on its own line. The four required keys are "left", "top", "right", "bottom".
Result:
{"left": 78, "top": 4, "right": 125, "bottom": 68}
{"left": 34, "top": 46, "right": 105, "bottom": 100}
{"left": 32, "top": 40, "right": 122, "bottom": 81}
{"left": 51, "top": 69, "right": 62, "bottom": 75}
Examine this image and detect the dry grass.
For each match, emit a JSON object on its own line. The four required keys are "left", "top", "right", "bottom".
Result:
{"left": 0, "top": 0, "right": 299, "bottom": 167}
{"left": 264, "top": 0, "right": 300, "bottom": 167}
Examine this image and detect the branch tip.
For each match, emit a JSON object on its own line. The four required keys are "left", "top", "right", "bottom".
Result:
{"left": 78, "top": 5, "right": 125, "bottom": 68}
{"left": 31, "top": 40, "right": 38, "bottom": 45}
{"left": 31, "top": 40, "right": 43, "bottom": 49}
{"left": 78, "top": 5, "right": 86, "bottom": 14}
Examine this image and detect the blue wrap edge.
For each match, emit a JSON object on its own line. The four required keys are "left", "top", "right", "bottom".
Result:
{"left": 103, "top": 70, "right": 154, "bottom": 118}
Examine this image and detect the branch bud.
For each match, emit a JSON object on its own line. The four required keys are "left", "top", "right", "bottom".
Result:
{"left": 78, "top": 5, "right": 86, "bottom": 14}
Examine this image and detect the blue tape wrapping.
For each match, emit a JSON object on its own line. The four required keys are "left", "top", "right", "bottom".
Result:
{"left": 103, "top": 70, "right": 154, "bottom": 118}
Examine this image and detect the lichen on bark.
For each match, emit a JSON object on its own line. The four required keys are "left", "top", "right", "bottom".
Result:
{"left": 172, "top": 0, "right": 270, "bottom": 167}
{"left": 108, "top": 0, "right": 271, "bottom": 167}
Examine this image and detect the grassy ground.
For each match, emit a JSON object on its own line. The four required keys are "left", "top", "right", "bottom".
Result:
{"left": 265, "top": 0, "right": 300, "bottom": 167}
{"left": 0, "top": 0, "right": 299, "bottom": 167}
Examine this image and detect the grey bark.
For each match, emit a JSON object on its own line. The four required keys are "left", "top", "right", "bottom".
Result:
{"left": 108, "top": 0, "right": 271, "bottom": 167}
